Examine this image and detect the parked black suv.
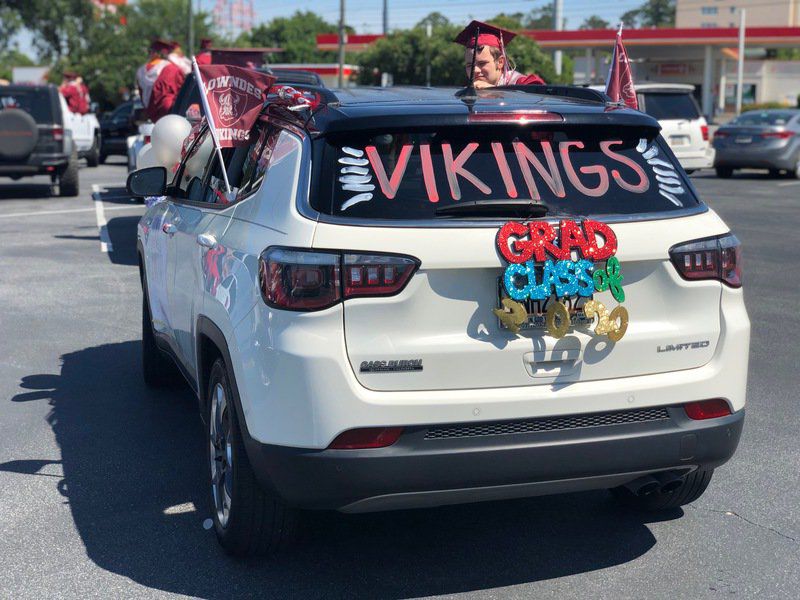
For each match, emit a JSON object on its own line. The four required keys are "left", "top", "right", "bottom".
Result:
{"left": 0, "top": 84, "right": 79, "bottom": 196}
{"left": 99, "top": 99, "right": 143, "bottom": 163}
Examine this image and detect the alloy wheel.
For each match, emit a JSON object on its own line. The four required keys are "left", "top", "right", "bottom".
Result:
{"left": 209, "top": 382, "right": 233, "bottom": 528}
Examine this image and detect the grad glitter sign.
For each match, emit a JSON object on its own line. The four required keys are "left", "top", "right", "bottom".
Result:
{"left": 494, "top": 219, "right": 629, "bottom": 340}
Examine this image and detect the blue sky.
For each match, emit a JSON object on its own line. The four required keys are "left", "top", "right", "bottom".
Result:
{"left": 14, "top": 0, "right": 641, "bottom": 59}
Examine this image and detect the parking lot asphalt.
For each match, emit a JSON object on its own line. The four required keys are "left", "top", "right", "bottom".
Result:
{"left": 0, "top": 161, "right": 798, "bottom": 599}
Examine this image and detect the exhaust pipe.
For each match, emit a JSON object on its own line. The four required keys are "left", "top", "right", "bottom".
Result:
{"left": 653, "top": 471, "right": 685, "bottom": 494}
{"left": 622, "top": 475, "right": 660, "bottom": 497}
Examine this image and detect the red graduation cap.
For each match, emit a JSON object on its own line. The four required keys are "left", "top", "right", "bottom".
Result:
{"left": 200, "top": 38, "right": 213, "bottom": 49}
{"left": 454, "top": 20, "right": 517, "bottom": 49}
{"left": 149, "top": 39, "right": 172, "bottom": 53}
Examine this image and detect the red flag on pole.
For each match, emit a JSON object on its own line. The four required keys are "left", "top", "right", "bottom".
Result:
{"left": 194, "top": 63, "right": 274, "bottom": 148}
{"left": 605, "top": 26, "right": 638, "bottom": 110}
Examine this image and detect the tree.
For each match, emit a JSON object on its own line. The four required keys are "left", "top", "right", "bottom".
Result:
{"left": 580, "top": 16, "right": 611, "bottom": 30}
{"left": 0, "top": 49, "right": 35, "bottom": 82}
{"left": 415, "top": 12, "right": 450, "bottom": 30}
{"left": 526, "top": 5, "right": 564, "bottom": 30}
{"left": 3, "top": 0, "right": 94, "bottom": 61}
{"left": 357, "top": 17, "right": 560, "bottom": 87}
{"left": 620, "top": 0, "right": 675, "bottom": 28}
{"left": 247, "top": 11, "right": 341, "bottom": 64}
{"left": 487, "top": 13, "right": 526, "bottom": 31}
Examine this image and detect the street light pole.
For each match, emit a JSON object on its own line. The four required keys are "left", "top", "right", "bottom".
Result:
{"left": 383, "top": 0, "right": 388, "bottom": 35}
{"left": 338, "top": 0, "right": 346, "bottom": 88}
{"left": 554, "top": 0, "right": 564, "bottom": 77}
{"left": 188, "top": 0, "right": 194, "bottom": 54}
{"left": 736, "top": 8, "right": 746, "bottom": 115}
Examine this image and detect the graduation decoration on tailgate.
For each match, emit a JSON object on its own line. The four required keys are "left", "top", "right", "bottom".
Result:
{"left": 494, "top": 219, "right": 629, "bottom": 340}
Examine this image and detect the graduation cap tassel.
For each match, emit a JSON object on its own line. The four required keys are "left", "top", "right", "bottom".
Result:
{"left": 467, "top": 25, "right": 480, "bottom": 88}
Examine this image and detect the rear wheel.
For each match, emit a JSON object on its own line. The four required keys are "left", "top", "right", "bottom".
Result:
{"left": 58, "top": 151, "right": 80, "bottom": 197}
{"left": 141, "top": 292, "right": 179, "bottom": 388}
{"left": 85, "top": 133, "right": 100, "bottom": 167}
{"left": 715, "top": 167, "right": 733, "bottom": 178}
{"left": 207, "top": 358, "right": 297, "bottom": 557}
{"left": 610, "top": 469, "right": 714, "bottom": 511}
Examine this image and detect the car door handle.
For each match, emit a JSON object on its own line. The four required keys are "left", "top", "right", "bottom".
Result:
{"left": 196, "top": 233, "right": 217, "bottom": 249}
{"left": 162, "top": 222, "right": 176, "bottom": 235}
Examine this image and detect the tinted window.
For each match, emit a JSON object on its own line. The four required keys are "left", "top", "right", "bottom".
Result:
{"left": 733, "top": 111, "right": 798, "bottom": 126}
{"left": 110, "top": 102, "right": 133, "bottom": 120}
{"left": 174, "top": 127, "right": 214, "bottom": 197}
{"left": 314, "top": 126, "right": 697, "bottom": 220}
{"left": 0, "top": 89, "right": 54, "bottom": 122}
{"left": 641, "top": 93, "right": 701, "bottom": 120}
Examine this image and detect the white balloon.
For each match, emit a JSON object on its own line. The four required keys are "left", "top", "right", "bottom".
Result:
{"left": 151, "top": 114, "right": 192, "bottom": 168}
{"left": 136, "top": 144, "right": 158, "bottom": 169}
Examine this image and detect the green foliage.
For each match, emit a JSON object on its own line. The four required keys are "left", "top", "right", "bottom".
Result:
{"left": 247, "top": 11, "right": 339, "bottom": 64}
{"left": 357, "top": 15, "right": 561, "bottom": 87}
{"left": 526, "top": 5, "right": 556, "bottom": 30}
{"left": 488, "top": 13, "right": 526, "bottom": 31}
{"left": 580, "top": 16, "right": 611, "bottom": 30}
{"left": 741, "top": 102, "right": 793, "bottom": 112}
{"left": 620, "top": 0, "right": 675, "bottom": 28}
{"left": 0, "top": 49, "right": 35, "bottom": 81}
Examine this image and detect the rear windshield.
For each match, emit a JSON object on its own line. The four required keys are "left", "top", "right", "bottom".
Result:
{"left": 641, "top": 93, "right": 701, "bottom": 121}
{"left": 314, "top": 126, "right": 698, "bottom": 220}
{"left": 0, "top": 89, "right": 54, "bottom": 122}
{"left": 733, "top": 111, "right": 798, "bottom": 126}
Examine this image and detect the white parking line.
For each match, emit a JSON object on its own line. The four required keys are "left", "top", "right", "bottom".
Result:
{"left": 92, "top": 184, "right": 113, "bottom": 252}
{"left": 777, "top": 181, "right": 800, "bottom": 187}
{"left": 0, "top": 204, "right": 140, "bottom": 220}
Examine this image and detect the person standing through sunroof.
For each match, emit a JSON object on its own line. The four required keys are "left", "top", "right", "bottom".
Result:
{"left": 455, "top": 20, "right": 545, "bottom": 88}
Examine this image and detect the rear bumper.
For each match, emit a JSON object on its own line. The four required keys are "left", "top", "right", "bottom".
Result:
{"left": 673, "top": 148, "right": 715, "bottom": 170}
{"left": 100, "top": 137, "right": 127, "bottom": 155}
{"left": 245, "top": 407, "right": 744, "bottom": 512}
{"left": 0, "top": 155, "right": 69, "bottom": 176}
{"left": 714, "top": 144, "right": 799, "bottom": 170}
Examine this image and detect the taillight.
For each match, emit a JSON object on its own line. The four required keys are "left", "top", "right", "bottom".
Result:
{"left": 713, "top": 130, "right": 728, "bottom": 139}
{"left": 669, "top": 233, "right": 741, "bottom": 288}
{"left": 701, "top": 125, "right": 709, "bottom": 141}
{"left": 52, "top": 126, "right": 64, "bottom": 141}
{"left": 468, "top": 111, "right": 563, "bottom": 124}
{"left": 259, "top": 247, "right": 419, "bottom": 311}
{"left": 144, "top": 135, "right": 151, "bottom": 144}
{"left": 761, "top": 131, "right": 793, "bottom": 139}
{"left": 684, "top": 399, "right": 731, "bottom": 420}
{"left": 328, "top": 427, "right": 404, "bottom": 449}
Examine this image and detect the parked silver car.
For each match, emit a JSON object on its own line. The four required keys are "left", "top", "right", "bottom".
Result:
{"left": 713, "top": 109, "right": 800, "bottom": 178}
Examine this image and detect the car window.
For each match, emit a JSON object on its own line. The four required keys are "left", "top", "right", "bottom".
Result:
{"left": 110, "top": 103, "right": 133, "bottom": 120}
{"left": 733, "top": 111, "right": 798, "bottom": 126}
{"left": 195, "top": 124, "right": 280, "bottom": 207}
{"left": 0, "top": 89, "right": 54, "bottom": 122}
{"left": 641, "top": 93, "right": 701, "bottom": 121}
{"left": 314, "top": 125, "right": 698, "bottom": 220}
{"left": 173, "top": 127, "right": 214, "bottom": 197}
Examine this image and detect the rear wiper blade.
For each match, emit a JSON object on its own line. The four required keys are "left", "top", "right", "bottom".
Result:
{"left": 434, "top": 200, "right": 549, "bottom": 218}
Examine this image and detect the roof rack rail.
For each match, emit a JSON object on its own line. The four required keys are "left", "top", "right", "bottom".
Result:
{"left": 500, "top": 84, "right": 610, "bottom": 104}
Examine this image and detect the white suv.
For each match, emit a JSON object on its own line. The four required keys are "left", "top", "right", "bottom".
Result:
{"left": 130, "top": 85, "right": 749, "bottom": 557}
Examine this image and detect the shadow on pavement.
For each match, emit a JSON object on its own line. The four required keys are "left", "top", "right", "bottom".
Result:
{"left": 0, "top": 183, "right": 54, "bottom": 199}
{"left": 6, "top": 339, "right": 678, "bottom": 599}
{"left": 105, "top": 216, "right": 140, "bottom": 266}
{"left": 94, "top": 185, "right": 141, "bottom": 206}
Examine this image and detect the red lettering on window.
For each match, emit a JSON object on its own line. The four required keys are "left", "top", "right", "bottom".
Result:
{"left": 441, "top": 142, "right": 491, "bottom": 201}
{"left": 366, "top": 144, "right": 413, "bottom": 200}
{"left": 419, "top": 144, "right": 439, "bottom": 203}
{"left": 491, "top": 142, "right": 517, "bottom": 198}
{"left": 513, "top": 141, "right": 565, "bottom": 201}
{"left": 600, "top": 141, "right": 650, "bottom": 194}
{"left": 559, "top": 141, "right": 610, "bottom": 198}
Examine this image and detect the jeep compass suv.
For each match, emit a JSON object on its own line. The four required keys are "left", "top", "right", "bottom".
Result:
{"left": 131, "top": 85, "right": 749, "bottom": 557}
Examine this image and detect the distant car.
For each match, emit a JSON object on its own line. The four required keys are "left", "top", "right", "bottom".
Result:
{"left": 99, "top": 99, "right": 142, "bottom": 163}
{"left": 0, "top": 84, "right": 80, "bottom": 196}
{"left": 591, "top": 83, "right": 714, "bottom": 173}
{"left": 713, "top": 109, "right": 800, "bottom": 178}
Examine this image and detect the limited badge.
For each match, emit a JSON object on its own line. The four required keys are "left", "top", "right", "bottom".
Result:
{"left": 494, "top": 219, "right": 629, "bottom": 341}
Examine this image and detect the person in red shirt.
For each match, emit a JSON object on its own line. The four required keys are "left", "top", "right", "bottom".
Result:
{"left": 59, "top": 71, "right": 89, "bottom": 114}
{"left": 136, "top": 39, "right": 186, "bottom": 122}
{"left": 455, "top": 21, "right": 545, "bottom": 88}
{"left": 195, "top": 38, "right": 213, "bottom": 65}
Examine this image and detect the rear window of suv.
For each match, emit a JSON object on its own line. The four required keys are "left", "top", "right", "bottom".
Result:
{"left": 0, "top": 89, "right": 54, "bottom": 123}
{"left": 313, "top": 126, "right": 699, "bottom": 220}
{"left": 641, "top": 93, "right": 701, "bottom": 121}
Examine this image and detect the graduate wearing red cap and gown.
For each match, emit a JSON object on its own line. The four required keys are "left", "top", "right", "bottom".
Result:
{"left": 136, "top": 39, "right": 186, "bottom": 122}
{"left": 455, "top": 21, "right": 545, "bottom": 88}
{"left": 195, "top": 38, "right": 213, "bottom": 65}
{"left": 59, "top": 71, "right": 89, "bottom": 115}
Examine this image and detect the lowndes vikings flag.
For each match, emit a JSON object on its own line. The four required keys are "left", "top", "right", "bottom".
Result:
{"left": 605, "top": 26, "right": 638, "bottom": 110}
{"left": 195, "top": 63, "right": 275, "bottom": 147}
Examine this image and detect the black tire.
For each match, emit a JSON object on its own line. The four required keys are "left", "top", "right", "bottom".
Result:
{"left": 99, "top": 150, "right": 107, "bottom": 165}
{"left": 85, "top": 133, "right": 100, "bottom": 167}
{"left": 684, "top": 169, "right": 695, "bottom": 175}
{"left": 206, "top": 358, "right": 297, "bottom": 557}
{"left": 610, "top": 469, "right": 714, "bottom": 511}
{"left": 59, "top": 151, "right": 80, "bottom": 197}
{"left": 141, "top": 292, "right": 179, "bottom": 388}
{"left": 715, "top": 167, "right": 733, "bottom": 178}
{"left": 0, "top": 108, "right": 38, "bottom": 160}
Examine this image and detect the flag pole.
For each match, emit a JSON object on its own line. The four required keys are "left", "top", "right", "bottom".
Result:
{"left": 606, "top": 23, "right": 622, "bottom": 91}
{"left": 192, "top": 57, "right": 232, "bottom": 195}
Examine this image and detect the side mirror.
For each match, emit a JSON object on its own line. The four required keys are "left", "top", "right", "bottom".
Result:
{"left": 127, "top": 166, "right": 167, "bottom": 197}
